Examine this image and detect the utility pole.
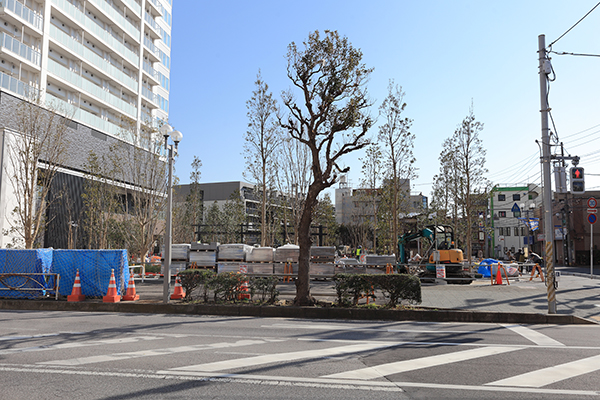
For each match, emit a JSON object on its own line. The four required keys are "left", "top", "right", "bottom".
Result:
{"left": 538, "top": 34, "right": 556, "bottom": 314}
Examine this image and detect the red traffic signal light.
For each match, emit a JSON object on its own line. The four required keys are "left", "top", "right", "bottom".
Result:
{"left": 571, "top": 167, "right": 584, "bottom": 180}
{"left": 570, "top": 167, "right": 585, "bottom": 194}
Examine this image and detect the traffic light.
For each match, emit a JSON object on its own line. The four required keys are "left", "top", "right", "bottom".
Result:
{"left": 570, "top": 167, "right": 585, "bottom": 193}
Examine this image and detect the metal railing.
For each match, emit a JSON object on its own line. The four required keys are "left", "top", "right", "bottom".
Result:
{"left": 0, "top": 273, "right": 60, "bottom": 300}
{"left": 0, "top": 0, "right": 43, "bottom": 30}
{"left": 0, "top": 32, "right": 41, "bottom": 66}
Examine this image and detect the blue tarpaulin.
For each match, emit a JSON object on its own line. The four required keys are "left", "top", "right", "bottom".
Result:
{"left": 477, "top": 258, "right": 500, "bottom": 278}
{"left": 0, "top": 249, "right": 53, "bottom": 298}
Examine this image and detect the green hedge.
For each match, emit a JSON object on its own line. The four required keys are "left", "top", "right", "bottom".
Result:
{"left": 333, "top": 273, "right": 421, "bottom": 308}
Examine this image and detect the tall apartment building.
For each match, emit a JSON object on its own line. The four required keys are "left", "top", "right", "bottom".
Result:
{"left": 0, "top": 0, "right": 173, "bottom": 247}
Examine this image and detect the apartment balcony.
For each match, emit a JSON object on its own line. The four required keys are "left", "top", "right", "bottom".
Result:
{"left": 51, "top": 0, "right": 139, "bottom": 68}
{"left": 0, "top": 32, "right": 41, "bottom": 67}
{"left": 0, "top": 0, "right": 44, "bottom": 32}
{"left": 141, "top": 85, "right": 159, "bottom": 108}
{"left": 47, "top": 58, "right": 137, "bottom": 118}
{"left": 87, "top": 0, "right": 140, "bottom": 44}
{"left": 121, "top": 0, "right": 141, "bottom": 17}
{"left": 146, "top": 0, "right": 163, "bottom": 17}
{"left": 143, "top": 36, "right": 160, "bottom": 62}
{"left": 143, "top": 12, "right": 160, "bottom": 40}
{"left": 0, "top": 69, "right": 38, "bottom": 98}
{"left": 49, "top": 24, "right": 138, "bottom": 94}
{"left": 142, "top": 60, "right": 160, "bottom": 85}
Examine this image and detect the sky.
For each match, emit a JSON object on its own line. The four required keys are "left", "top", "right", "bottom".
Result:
{"left": 168, "top": 0, "right": 600, "bottom": 200}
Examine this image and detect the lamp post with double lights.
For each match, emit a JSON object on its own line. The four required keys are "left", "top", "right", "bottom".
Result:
{"left": 160, "top": 124, "right": 183, "bottom": 303}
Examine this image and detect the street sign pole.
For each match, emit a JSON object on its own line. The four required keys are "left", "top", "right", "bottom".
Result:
{"left": 588, "top": 198, "right": 597, "bottom": 278}
{"left": 592, "top": 222, "right": 594, "bottom": 278}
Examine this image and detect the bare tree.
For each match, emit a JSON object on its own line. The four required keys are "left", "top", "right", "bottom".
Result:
{"left": 377, "top": 81, "right": 416, "bottom": 250}
{"left": 4, "top": 97, "right": 71, "bottom": 248}
{"left": 244, "top": 71, "right": 282, "bottom": 246}
{"left": 359, "top": 143, "right": 383, "bottom": 252}
{"left": 111, "top": 122, "right": 167, "bottom": 260}
{"left": 281, "top": 30, "right": 373, "bottom": 305}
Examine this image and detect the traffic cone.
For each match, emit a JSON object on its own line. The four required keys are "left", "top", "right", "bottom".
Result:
{"left": 122, "top": 272, "right": 139, "bottom": 301}
{"left": 495, "top": 266, "right": 503, "bottom": 285}
{"left": 103, "top": 269, "right": 121, "bottom": 303}
{"left": 170, "top": 276, "right": 185, "bottom": 300}
{"left": 67, "top": 269, "right": 85, "bottom": 302}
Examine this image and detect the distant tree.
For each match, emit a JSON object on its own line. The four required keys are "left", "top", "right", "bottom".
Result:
{"left": 173, "top": 156, "right": 203, "bottom": 243}
{"left": 377, "top": 81, "right": 416, "bottom": 251}
{"left": 81, "top": 150, "right": 120, "bottom": 249}
{"left": 244, "top": 71, "right": 282, "bottom": 246}
{"left": 281, "top": 30, "right": 373, "bottom": 305}
{"left": 112, "top": 122, "right": 167, "bottom": 260}
{"left": 359, "top": 144, "right": 383, "bottom": 252}
{"left": 312, "top": 193, "right": 338, "bottom": 246}
{"left": 4, "top": 98, "right": 71, "bottom": 248}
{"left": 222, "top": 190, "right": 247, "bottom": 243}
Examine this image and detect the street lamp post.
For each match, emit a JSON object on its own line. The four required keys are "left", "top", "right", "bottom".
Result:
{"left": 161, "top": 124, "right": 183, "bottom": 303}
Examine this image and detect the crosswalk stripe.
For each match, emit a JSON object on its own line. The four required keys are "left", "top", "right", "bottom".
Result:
{"left": 501, "top": 324, "right": 565, "bottom": 346}
{"left": 170, "top": 342, "right": 400, "bottom": 373}
{"left": 486, "top": 353, "right": 600, "bottom": 388}
{"left": 323, "top": 346, "right": 523, "bottom": 380}
{"left": 0, "top": 336, "right": 162, "bottom": 355}
{"left": 38, "top": 339, "right": 278, "bottom": 366}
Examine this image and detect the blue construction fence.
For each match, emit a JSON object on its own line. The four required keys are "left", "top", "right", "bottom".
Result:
{"left": 0, "top": 249, "right": 130, "bottom": 299}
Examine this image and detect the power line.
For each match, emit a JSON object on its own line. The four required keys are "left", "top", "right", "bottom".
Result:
{"left": 548, "top": 1, "right": 600, "bottom": 47}
{"left": 550, "top": 51, "right": 600, "bottom": 58}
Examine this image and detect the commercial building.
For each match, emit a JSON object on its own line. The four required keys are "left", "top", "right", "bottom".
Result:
{"left": 0, "top": 0, "right": 173, "bottom": 247}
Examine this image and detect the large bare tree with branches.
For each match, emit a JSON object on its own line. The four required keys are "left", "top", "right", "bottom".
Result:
{"left": 281, "top": 30, "right": 373, "bottom": 305}
{"left": 4, "top": 98, "right": 70, "bottom": 248}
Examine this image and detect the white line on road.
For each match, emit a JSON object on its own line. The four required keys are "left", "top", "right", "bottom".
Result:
{"left": 263, "top": 323, "right": 480, "bottom": 334}
{"left": 170, "top": 342, "right": 401, "bottom": 373}
{"left": 486, "top": 353, "right": 600, "bottom": 388}
{"left": 38, "top": 339, "right": 281, "bottom": 366}
{"left": 501, "top": 324, "right": 565, "bottom": 346}
{"left": 1, "top": 365, "right": 599, "bottom": 396}
{"left": 323, "top": 346, "right": 523, "bottom": 380}
{"left": 0, "top": 336, "right": 162, "bottom": 355}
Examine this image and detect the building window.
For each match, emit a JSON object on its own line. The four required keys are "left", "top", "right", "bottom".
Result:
{"left": 505, "top": 228, "right": 511, "bottom": 236}
{"left": 513, "top": 211, "right": 521, "bottom": 218}
{"left": 514, "top": 227, "right": 519, "bottom": 236}
{"left": 498, "top": 194, "right": 506, "bottom": 201}
{"left": 499, "top": 211, "right": 506, "bottom": 218}
{"left": 513, "top": 194, "right": 521, "bottom": 201}
{"left": 521, "top": 227, "right": 526, "bottom": 236}
{"left": 498, "top": 227, "right": 504, "bottom": 236}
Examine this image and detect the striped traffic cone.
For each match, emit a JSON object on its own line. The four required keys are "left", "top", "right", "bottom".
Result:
{"left": 67, "top": 269, "right": 85, "bottom": 302}
{"left": 122, "top": 272, "right": 139, "bottom": 301}
{"left": 170, "top": 276, "right": 185, "bottom": 300}
{"left": 103, "top": 269, "right": 121, "bottom": 303}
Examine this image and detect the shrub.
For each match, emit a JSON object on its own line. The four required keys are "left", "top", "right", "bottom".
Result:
{"left": 250, "top": 276, "right": 279, "bottom": 304}
{"left": 178, "top": 269, "right": 216, "bottom": 301}
{"left": 212, "top": 272, "right": 247, "bottom": 303}
{"left": 332, "top": 273, "right": 421, "bottom": 308}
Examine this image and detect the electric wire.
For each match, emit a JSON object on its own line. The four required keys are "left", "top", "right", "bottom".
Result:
{"left": 547, "top": 1, "right": 600, "bottom": 47}
{"left": 550, "top": 51, "right": 600, "bottom": 58}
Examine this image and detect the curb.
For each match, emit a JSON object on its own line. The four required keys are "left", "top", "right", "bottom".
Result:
{"left": 0, "top": 299, "right": 595, "bottom": 325}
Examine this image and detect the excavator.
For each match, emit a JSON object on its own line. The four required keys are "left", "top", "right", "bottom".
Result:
{"left": 398, "top": 225, "right": 473, "bottom": 284}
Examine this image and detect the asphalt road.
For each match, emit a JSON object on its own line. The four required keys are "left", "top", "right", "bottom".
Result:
{"left": 1, "top": 311, "right": 600, "bottom": 399}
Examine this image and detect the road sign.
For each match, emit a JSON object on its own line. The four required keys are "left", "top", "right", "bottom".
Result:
{"left": 589, "top": 214, "right": 597, "bottom": 225}
{"left": 511, "top": 203, "right": 521, "bottom": 213}
{"left": 588, "top": 208, "right": 597, "bottom": 214}
{"left": 588, "top": 197, "right": 597, "bottom": 208}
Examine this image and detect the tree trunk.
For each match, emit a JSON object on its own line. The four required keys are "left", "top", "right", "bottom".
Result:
{"left": 294, "top": 184, "right": 319, "bottom": 306}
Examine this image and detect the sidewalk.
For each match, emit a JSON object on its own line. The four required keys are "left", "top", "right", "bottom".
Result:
{"left": 135, "top": 271, "right": 600, "bottom": 322}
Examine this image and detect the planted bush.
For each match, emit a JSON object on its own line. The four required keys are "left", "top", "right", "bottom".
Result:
{"left": 333, "top": 273, "right": 421, "bottom": 308}
{"left": 250, "top": 276, "right": 279, "bottom": 304}
{"left": 178, "top": 269, "right": 216, "bottom": 301}
{"left": 212, "top": 272, "right": 247, "bottom": 303}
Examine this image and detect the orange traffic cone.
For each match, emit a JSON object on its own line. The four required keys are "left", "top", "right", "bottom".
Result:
{"left": 122, "top": 272, "right": 139, "bottom": 301}
{"left": 495, "top": 267, "right": 503, "bottom": 285}
{"left": 67, "top": 269, "right": 85, "bottom": 302}
{"left": 103, "top": 269, "right": 121, "bottom": 303}
{"left": 170, "top": 276, "right": 185, "bottom": 300}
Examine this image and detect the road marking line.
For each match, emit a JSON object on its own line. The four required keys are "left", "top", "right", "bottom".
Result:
{"left": 501, "top": 324, "right": 565, "bottom": 346}
{"left": 38, "top": 339, "right": 279, "bottom": 366}
{"left": 1, "top": 365, "right": 599, "bottom": 396}
{"left": 264, "top": 323, "right": 479, "bottom": 334}
{"left": 323, "top": 346, "right": 523, "bottom": 380}
{"left": 170, "top": 342, "right": 400, "bottom": 372}
{"left": 487, "top": 353, "right": 600, "bottom": 388}
{"left": 0, "top": 336, "right": 162, "bottom": 355}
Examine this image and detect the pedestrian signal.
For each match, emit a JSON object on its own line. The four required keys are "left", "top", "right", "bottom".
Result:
{"left": 570, "top": 167, "right": 585, "bottom": 193}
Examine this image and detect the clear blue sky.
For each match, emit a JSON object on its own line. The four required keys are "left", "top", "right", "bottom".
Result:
{"left": 168, "top": 0, "right": 600, "bottom": 198}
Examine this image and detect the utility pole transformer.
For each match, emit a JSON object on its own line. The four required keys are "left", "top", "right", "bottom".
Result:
{"left": 538, "top": 34, "right": 556, "bottom": 314}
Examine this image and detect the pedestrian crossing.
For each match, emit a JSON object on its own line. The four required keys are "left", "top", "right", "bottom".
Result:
{"left": 2, "top": 325, "right": 599, "bottom": 396}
